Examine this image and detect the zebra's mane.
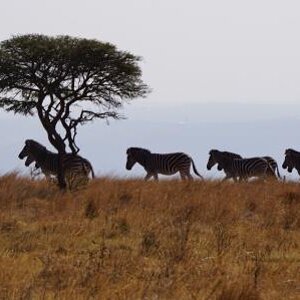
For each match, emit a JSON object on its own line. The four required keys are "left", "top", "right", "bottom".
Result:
{"left": 26, "top": 139, "right": 56, "bottom": 155}
{"left": 285, "top": 148, "right": 300, "bottom": 156}
{"left": 26, "top": 139, "right": 47, "bottom": 150}
{"left": 127, "top": 147, "right": 151, "bottom": 155}
{"left": 222, "top": 151, "right": 242, "bottom": 159}
{"left": 209, "top": 149, "right": 219, "bottom": 155}
{"left": 209, "top": 149, "right": 241, "bottom": 159}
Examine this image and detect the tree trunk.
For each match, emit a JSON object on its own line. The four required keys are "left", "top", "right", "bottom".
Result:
{"left": 57, "top": 152, "right": 66, "bottom": 190}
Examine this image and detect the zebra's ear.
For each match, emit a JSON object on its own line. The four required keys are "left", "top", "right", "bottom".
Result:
{"left": 209, "top": 149, "right": 217, "bottom": 155}
{"left": 25, "top": 139, "right": 32, "bottom": 146}
{"left": 285, "top": 149, "right": 291, "bottom": 155}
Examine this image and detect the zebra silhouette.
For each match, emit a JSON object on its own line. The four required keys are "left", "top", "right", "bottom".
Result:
{"left": 19, "top": 139, "right": 94, "bottom": 187}
{"left": 207, "top": 149, "right": 276, "bottom": 181}
{"left": 126, "top": 147, "right": 203, "bottom": 180}
{"left": 282, "top": 148, "right": 300, "bottom": 176}
{"left": 207, "top": 150, "right": 280, "bottom": 180}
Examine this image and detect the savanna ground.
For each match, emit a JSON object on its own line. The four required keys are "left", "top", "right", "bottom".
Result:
{"left": 0, "top": 174, "right": 299, "bottom": 300}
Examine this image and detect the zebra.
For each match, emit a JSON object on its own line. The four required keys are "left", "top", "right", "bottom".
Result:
{"left": 207, "top": 149, "right": 276, "bottom": 181}
{"left": 282, "top": 148, "right": 300, "bottom": 176}
{"left": 207, "top": 150, "right": 281, "bottom": 180}
{"left": 18, "top": 139, "right": 94, "bottom": 187}
{"left": 126, "top": 147, "right": 203, "bottom": 180}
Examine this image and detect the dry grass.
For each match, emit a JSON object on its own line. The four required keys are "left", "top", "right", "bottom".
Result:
{"left": 0, "top": 173, "right": 299, "bottom": 299}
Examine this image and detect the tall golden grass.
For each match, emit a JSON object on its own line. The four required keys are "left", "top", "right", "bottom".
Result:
{"left": 0, "top": 173, "right": 299, "bottom": 299}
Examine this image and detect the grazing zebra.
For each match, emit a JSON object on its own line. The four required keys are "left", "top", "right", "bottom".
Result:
{"left": 18, "top": 139, "right": 94, "bottom": 187}
{"left": 126, "top": 147, "right": 203, "bottom": 180}
{"left": 282, "top": 148, "right": 300, "bottom": 175}
{"left": 207, "top": 149, "right": 276, "bottom": 181}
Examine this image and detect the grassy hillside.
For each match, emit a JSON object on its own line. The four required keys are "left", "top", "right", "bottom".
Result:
{"left": 0, "top": 174, "right": 299, "bottom": 299}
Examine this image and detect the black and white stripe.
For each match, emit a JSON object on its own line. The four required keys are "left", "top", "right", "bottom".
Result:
{"left": 207, "top": 149, "right": 276, "bottom": 181}
{"left": 282, "top": 148, "right": 300, "bottom": 176}
{"left": 18, "top": 139, "right": 94, "bottom": 185}
{"left": 207, "top": 150, "right": 242, "bottom": 180}
{"left": 207, "top": 150, "right": 280, "bottom": 180}
{"left": 126, "top": 147, "right": 203, "bottom": 180}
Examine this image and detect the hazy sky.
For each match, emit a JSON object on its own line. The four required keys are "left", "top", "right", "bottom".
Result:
{"left": 1, "top": 1, "right": 300, "bottom": 179}
{"left": 1, "top": 0, "right": 300, "bottom": 104}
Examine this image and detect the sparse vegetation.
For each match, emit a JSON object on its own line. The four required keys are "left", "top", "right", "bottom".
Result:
{"left": 0, "top": 174, "right": 299, "bottom": 299}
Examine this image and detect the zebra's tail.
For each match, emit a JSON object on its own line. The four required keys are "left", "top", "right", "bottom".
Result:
{"left": 91, "top": 167, "right": 95, "bottom": 179}
{"left": 83, "top": 159, "right": 95, "bottom": 179}
{"left": 89, "top": 163, "right": 95, "bottom": 179}
{"left": 275, "top": 164, "right": 281, "bottom": 179}
{"left": 191, "top": 159, "right": 204, "bottom": 180}
{"left": 266, "top": 161, "right": 277, "bottom": 179}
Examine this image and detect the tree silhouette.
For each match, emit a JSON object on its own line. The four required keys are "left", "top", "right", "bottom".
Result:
{"left": 0, "top": 34, "right": 149, "bottom": 188}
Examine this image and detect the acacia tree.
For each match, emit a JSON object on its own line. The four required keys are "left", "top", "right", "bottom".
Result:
{"left": 0, "top": 34, "right": 149, "bottom": 187}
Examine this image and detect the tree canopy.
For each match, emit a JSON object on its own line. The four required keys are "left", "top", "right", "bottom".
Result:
{"left": 0, "top": 34, "right": 149, "bottom": 154}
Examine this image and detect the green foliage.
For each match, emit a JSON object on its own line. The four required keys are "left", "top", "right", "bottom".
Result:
{"left": 0, "top": 34, "right": 148, "bottom": 103}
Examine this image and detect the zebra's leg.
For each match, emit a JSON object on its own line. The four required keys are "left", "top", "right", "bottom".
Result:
{"left": 144, "top": 173, "right": 152, "bottom": 181}
{"left": 180, "top": 171, "right": 187, "bottom": 180}
{"left": 186, "top": 173, "right": 193, "bottom": 181}
{"left": 180, "top": 171, "right": 192, "bottom": 180}
{"left": 187, "top": 174, "right": 194, "bottom": 181}
{"left": 153, "top": 173, "right": 159, "bottom": 181}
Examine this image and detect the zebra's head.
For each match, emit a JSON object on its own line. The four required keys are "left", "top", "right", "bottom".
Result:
{"left": 126, "top": 148, "right": 138, "bottom": 170}
{"left": 18, "top": 139, "right": 47, "bottom": 167}
{"left": 18, "top": 142, "right": 29, "bottom": 160}
{"left": 207, "top": 149, "right": 220, "bottom": 170}
{"left": 126, "top": 147, "right": 150, "bottom": 170}
{"left": 282, "top": 149, "right": 296, "bottom": 173}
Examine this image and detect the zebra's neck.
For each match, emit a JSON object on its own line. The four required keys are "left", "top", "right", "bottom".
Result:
{"left": 219, "top": 155, "right": 234, "bottom": 171}
{"left": 292, "top": 155, "right": 300, "bottom": 173}
{"left": 135, "top": 152, "right": 151, "bottom": 168}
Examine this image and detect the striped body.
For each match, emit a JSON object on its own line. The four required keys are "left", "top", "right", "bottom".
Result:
{"left": 282, "top": 148, "right": 300, "bottom": 176}
{"left": 207, "top": 149, "right": 276, "bottom": 181}
{"left": 34, "top": 153, "right": 94, "bottom": 180}
{"left": 19, "top": 140, "right": 94, "bottom": 187}
{"left": 126, "top": 147, "right": 203, "bottom": 180}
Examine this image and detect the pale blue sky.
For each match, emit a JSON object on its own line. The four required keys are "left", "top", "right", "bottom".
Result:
{"left": 1, "top": 1, "right": 300, "bottom": 179}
